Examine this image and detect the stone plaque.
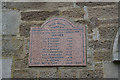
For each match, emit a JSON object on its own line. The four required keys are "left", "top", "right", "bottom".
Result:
{"left": 29, "top": 17, "right": 86, "bottom": 66}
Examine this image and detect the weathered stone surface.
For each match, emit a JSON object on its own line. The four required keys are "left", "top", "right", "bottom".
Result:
{"left": 87, "top": 58, "right": 94, "bottom": 69}
{"left": 88, "top": 35, "right": 93, "bottom": 39}
{"left": 13, "top": 69, "right": 37, "bottom": 78}
{"left": 94, "top": 50, "right": 112, "bottom": 61}
{"left": 3, "top": 2, "right": 73, "bottom": 10}
{"left": 0, "top": 58, "right": 2, "bottom": 79}
{"left": 21, "top": 11, "right": 59, "bottom": 21}
{"left": 88, "top": 6, "right": 118, "bottom": 19}
{"left": 0, "top": 3, "right": 2, "bottom": 35}
{"left": 76, "top": 2, "right": 117, "bottom": 7}
{"left": 88, "top": 40, "right": 112, "bottom": 50}
{"left": 87, "top": 27, "right": 93, "bottom": 34}
{"left": 2, "top": 36, "right": 24, "bottom": 54}
{"left": 20, "top": 23, "right": 43, "bottom": 37}
{"left": 99, "top": 23, "right": 118, "bottom": 28}
{"left": 100, "top": 18, "right": 118, "bottom": 24}
{"left": 2, "top": 2, "right": 46, "bottom": 10}
{"left": 0, "top": 35, "right": 2, "bottom": 57}
{"left": 60, "top": 8, "right": 84, "bottom": 19}
{"left": 14, "top": 56, "right": 28, "bottom": 69}
{"left": 76, "top": 17, "right": 100, "bottom": 34}
{"left": 24, "top": 38, "right": 30, "bottom": 54}
{"left": 2, "top": 10, "right": 21, "bottom": 35}
{"left": 99, "top": 26, "right": 118, "bottom": 39}
{"left": 75, "top": 20, "right": 90, "bottom": 25}
{"left": 103, "top": 62, "right": 119, "bottom": 78}
{"left": 79, "top": 69, "right": 103, "bottom": 78}
{"left": 2, "top": 2, "right": 119, "bottom": 79}
{"left": 92, "top": 28, "right": 100, "bottom": 41}
{"left": 87, "top": 49, "right": 94, "bottom": 69}
{"left": 2, "top": 58, "right": 12, "bottom": 78}
{"left": 75, "top": 20, "right": 92, "bottom": 34}
{"left": 89, "top": 17, "right": 100, "bottom": 28}
{"left": 13, "top": 44, "right": 25, "bottom": 59}
{"left": 59, "top": 69, "right": 79, "bottom": 78}
{"left": 95, "top": 62, "right": 103, "bottom": 69}
{"left": 39, "top": 68, "right": 58, "bottom": 78}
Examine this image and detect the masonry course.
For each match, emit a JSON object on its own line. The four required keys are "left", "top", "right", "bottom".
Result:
{"left": 2, "top": 2, "right": 119, "bottom": 78}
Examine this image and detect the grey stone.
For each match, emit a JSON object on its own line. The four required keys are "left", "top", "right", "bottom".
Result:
{"left": 13, "top": 69, "right": 37, "bottom": 78}
{"left": 59, "top": 69, "right": 79, "bottom": 78}
{"left": 39, "top": 68, "right": 58, "bottom": 78}
{"left": 2, "top": 2, "right": 73, "bottom": 10}
{"left": 0, "top": 2, "right": 2, "bottom": 35}
{"left": 2, "top": 58, "right": 12, "bottom": 78}
{"left": 118, "top": 61, "right": 120, "bottom": 78}
{"left": 0, "top": 58, "right": 2, "bottom": 80}
{"left": 103, "top": 62, "right": 119, "bottom": 78}
{"left": 0, "top": 2, "right": 2, "bottom": 79}
{"left": 2, "top": 36, "right": 24, "bottom": 53}
{"left": 2, "top": 10, "right": 21, "bottom": 35}
{"left": 0, "top": 35, "right": 2, "bottom": 57}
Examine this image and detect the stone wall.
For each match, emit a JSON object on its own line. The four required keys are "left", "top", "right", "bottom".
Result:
{"left": 2, "top": 2, "right": 119, "bottom": 78}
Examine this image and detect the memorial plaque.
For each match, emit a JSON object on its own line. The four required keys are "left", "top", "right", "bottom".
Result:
{"left": 29, "top": 17, "right": 86, "bottom": 66}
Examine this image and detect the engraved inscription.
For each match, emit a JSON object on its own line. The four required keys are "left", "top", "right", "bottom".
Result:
{"left": 29, "top": 17, "right": 86, "bottom": 66}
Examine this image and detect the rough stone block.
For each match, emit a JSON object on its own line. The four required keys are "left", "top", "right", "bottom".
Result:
{"left": 13, "top": 46, "right": 26, "bottom": 60}
{"left": 19, "top": 23, "right": 43, "bottom": 37}
{"left": 89, "top": 17, "right": 100, "bottom": 28}
{"left": 76, "top": 18, "right": 100, "bottom": 34}
{"left": 86, "top": 49, "right": 94, "bottom": 69}
{"left": 14, "top": 57, "right": 28, "bottom": 69}
{"left": 100, "top": 18, "right": 118, "bottom": 24}
{"left": 95, "top": 62, "right": 103, "bottom": 69}
{"left": 2, "top": 36, "right": 24, "bottom": 54}
{"left": 88, "top": 6, "right": 118, "bottom": 19}
{"left": 103, "top": 62, "right": 119, "bottom": 78}
{"left": 24, "top": 38, "right": 30, "bottom": 54}
{"left": 99, "top": 26, "right": 118, "bottom": 39}
{"left": 74, "top": 20, "right": 92, "bottom": 34}
{"left": 3, "top": 2, "right": 73, "bottom": 11}
{"left": 0, "top": 58, "right": 2, "bottom": 79}
{"left": 2, "top": 10, "right": 21, "bottom": 35}
{"left": 94, "top": 50, "right": 112, "bottom": 61}
{"left": 87, "top": 58, "right": 94, "bottom": 69}
{"left": 88, "top": 40, "right": 112, "bottom": 50}
{"left": 21, "top": 11, "right": 59, "bottom": 21}
{"left": 2, "top": 2, "right": 46, "bottom": 10}
{"left": 79, "top": 69, "right": 103, "bottom": 78}
{"left": 76, "top": 2, "right": 117, "bottom": 7}
{"left": 88, "top": 35, "right": 93, "bottom": 39}
{"left": 2, "top": 58, "right": 12, "bottom": 78}
{"left": 39, "top": 68, "right": 58, "bottom": 78}
{"left": 75, "top": 20, "right": 89, "bottom": 25}
{"left": 59, "top": 69, "right": 79, "bottom": 78}
{"left": 13, "top": 69, "right": 37, "bottom": 78}
{"left": 60, "top": 8, "right": 84, "bottom": 19}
